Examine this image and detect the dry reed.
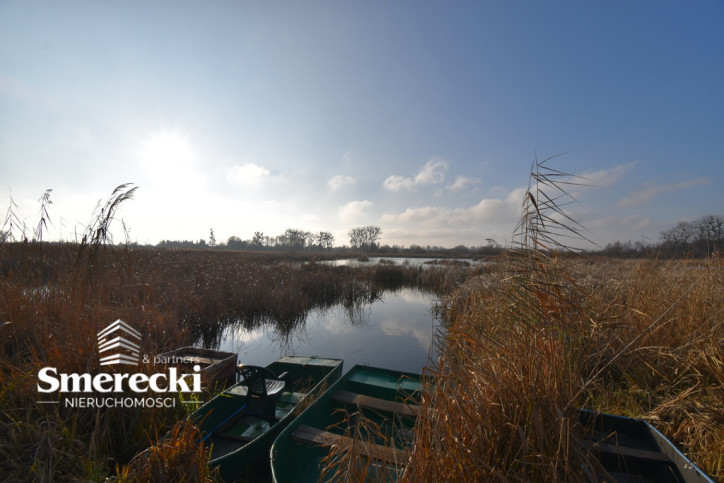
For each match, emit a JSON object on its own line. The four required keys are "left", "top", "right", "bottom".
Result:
{"left": 0, "top": 186, "right": 463, "bottom": 480}
{"left": 404, "top": 158, "right": 722, "bottom": 480}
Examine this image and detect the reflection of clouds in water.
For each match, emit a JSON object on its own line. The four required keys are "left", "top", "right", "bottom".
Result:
{"left": 395, "top": 288, "right": 434, "bottom": 304}
{"left": 240, "top": 327, "right": 266, "bottom": 343}
{"left": 379, "top": 317, "right": 432, "bottom": 349}
{"left": 312, "top": 307, "right": 368, "bottom": 335}
{"left": 216, "top": 288, "right": 437, "bottom": 373}
{"left": 218, "top": 325, "right": 266, "bottom": 354}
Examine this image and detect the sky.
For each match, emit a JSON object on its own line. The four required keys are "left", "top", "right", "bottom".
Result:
{"left": 1, "top": 1, "right": 722, "bottom": 249}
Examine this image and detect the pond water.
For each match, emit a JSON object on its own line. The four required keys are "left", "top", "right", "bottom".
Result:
{"left": 322, "top": 256, "right": 479, "bottom": 268}
{"left": 215, "top": 287, "right": 440, "bottom": 375}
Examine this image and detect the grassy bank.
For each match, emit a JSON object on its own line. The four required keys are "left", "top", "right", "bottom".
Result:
{"left": 405, "top": 255, "right": 722, "bottom": 481}
{"left": 404, "top": 160, "right": 721, "bottom": 481}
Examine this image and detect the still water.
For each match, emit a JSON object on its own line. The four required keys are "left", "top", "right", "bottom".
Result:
{"left": 215, "top": 287, "right": 439, "bottom": 375}
{"left": 323, "top": 256, "right": 478, "bottom": 267}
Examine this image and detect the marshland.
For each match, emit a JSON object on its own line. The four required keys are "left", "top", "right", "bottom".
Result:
{"left": 1, "top": 173, "right": 722, "bottom": 482}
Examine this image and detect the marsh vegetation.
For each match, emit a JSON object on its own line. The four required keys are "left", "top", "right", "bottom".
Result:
{"left": 1, "top": 164, "right": 722, "bottom": 481}
{"left": 0, "top": 236, "right": 472, "bottom": 480}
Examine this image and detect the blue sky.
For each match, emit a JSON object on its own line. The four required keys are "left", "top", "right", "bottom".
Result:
{"left": 1, "top": 1, "right": 722, "bottom": 249}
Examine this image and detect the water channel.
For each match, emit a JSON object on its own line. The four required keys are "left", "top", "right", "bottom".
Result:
{"left": 215, "top": 286, "right": 440, "bottom": 375}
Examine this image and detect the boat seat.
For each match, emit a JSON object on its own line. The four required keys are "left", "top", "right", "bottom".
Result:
{"left": 331, "top": 390, "right": 420, "bottom": 417}
{"left": 237, "top": 365, "right": 287, "bottom": 422}
{"left": 292, "top": 425, "right": 408, "bottom": 464}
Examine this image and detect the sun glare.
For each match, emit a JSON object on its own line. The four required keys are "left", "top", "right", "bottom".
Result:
{"left": 140, "top": 130, "right": 196, "bottom": 172}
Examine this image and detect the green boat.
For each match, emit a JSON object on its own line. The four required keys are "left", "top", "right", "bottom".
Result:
{"left": 578, "top": 409, "right": 713, "bottom": 482}
{"left": 270, "top": 364, "right": 423, "bottom": 482}
{"left": 190, "top": 356, "right": 343, "bottom": 482}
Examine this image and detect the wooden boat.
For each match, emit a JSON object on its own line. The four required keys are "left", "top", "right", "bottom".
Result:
{"left": 157, "top": 346, "right": 237, "bottom": 386}
{"left": 270, "top": 364, "right": 423, "bottom": 482}
{"left": 190, "top": 356, "right": 343, "bottom": 482}
{"left": 579, "top": 409, "right": 713, "bottom": 482}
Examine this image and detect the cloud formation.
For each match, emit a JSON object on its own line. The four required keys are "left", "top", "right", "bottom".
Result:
{"left": 327, "top": 175, "right": 356, "bottom": 192}
{"left": 383, "top": 158, "right": 448, "bottom": 192}
{"left": 226, "top": 163, "right": 271, "bottom": 186}
{"left": 338, "top": 200, "right": 372, "bottom": 222}
{"left": 582, "top": 162, "right": 636, "bottom": 187}
{"left": 617, "top": 177, "right": 710, "bottom": 208}
{"left": 447, "top": 176, "right": 480, "bottom": 191}
{"left": 381, "top": 187, "right": 525, "bottom": 235}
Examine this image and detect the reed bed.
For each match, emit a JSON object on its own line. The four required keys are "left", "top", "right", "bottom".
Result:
{"left": 407, "top": 257, "right": 723, "bottom": 481}
{"left": 117, "top": 420, "right": 219, "bottom": 482}
{"left": 404, "top": 159, "right": 723, "bottom": 481}
{"left": 0, "top": 238, "right": 461, "bottom": 480}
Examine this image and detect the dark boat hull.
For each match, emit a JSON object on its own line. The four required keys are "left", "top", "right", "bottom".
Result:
{"left": 270, "top": 364, "right": 422, "bottom": 482}
{"left": 190, "top": 356, "right": 343, "bottom": 482}
{"left": 579, "top": 409, "right": 713, "bottom": 482}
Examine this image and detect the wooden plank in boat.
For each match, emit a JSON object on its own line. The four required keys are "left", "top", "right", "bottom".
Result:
{"left": 331, "top": 390, "right": 420, "bottom": 417}
{"left": 291, "top": 425, "right": 408, "bottom": 464}
{"left": 582, "top": 440, "right": 671, "bottom": 463}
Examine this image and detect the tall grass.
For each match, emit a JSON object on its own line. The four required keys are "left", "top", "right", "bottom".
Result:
{"left": 405, "top": 158, "right": 723, "bottom": 480}
{"left": 117, "top": 420, "right": 219, "bottom": 482}
{"left": 0, "top": 186, "right": 469, "bottom": 480}
{"left": 573, "top": 258, "right": 724, "bottom": 477}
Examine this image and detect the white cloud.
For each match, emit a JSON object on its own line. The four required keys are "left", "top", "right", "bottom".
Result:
{"left": 383, "top": 175, "right": 415, "bottom": 192}
{"left": 582, "top": 162, "right": 637, "bottom": 187}
{"left": 327, "top": 175, "right": 356, "bottom": 192}
{"left": 383, "top": 158, "right": 448, "bottom": 192}
{"left": 617, "top": 177, "right": 710, "bottom": 208}
{"left": 447, "top": 176, "right": 480, "bottom": 191}
{"left": 338, "top": 200, "right": 372, "bottom": 222}
{"left": 414, "top": 158, "right": 448, "bottom": 184}
{"left": 226, "top": 163, "right": 271, "bottom": 186}
{"left": 381, "top": 187, "right": 525, "bottom": 232}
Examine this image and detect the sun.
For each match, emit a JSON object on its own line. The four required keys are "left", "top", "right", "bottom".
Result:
{"left": 139, "top": 129, "right": 196, "bottom": 174}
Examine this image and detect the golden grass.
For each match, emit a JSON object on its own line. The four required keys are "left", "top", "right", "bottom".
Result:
{"left": 405, "top": 256, "right": 723, "bottom": 481}
{"left": 3, "top": 174, "right": 721, "bottom": 480}
{"left": 0, "top": 240, "right": 457, "bottom": 480}
{"left": 405, "top": 159, "right": 722, "bottom": 481}
{"left": 117, "top": 420, "right": 220, "bottom": 482}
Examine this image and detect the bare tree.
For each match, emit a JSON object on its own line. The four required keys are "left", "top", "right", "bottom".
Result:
{"left": 317, "top": 231, "right": 335, "bottom": 251}
{"left": 281, "top": 228, "right": 310, "bottom": 250}
{"left": 348, "top": 225, "right": 382, "bottom": 252}
{"left": 252, "top": 231, "right": 265, "bottom": 248}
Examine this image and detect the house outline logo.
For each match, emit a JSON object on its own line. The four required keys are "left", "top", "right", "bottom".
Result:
{"left": 97, "top": 319, "right": 142, "bottom": 366}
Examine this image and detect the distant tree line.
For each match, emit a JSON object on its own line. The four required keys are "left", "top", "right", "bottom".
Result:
{"left": 598, "top": 214, "right": 723, "bottom": 258}
{"left": 659, "top": 214, "right": 723, "bottom": 257}
{"left": 158, "top": 228, "right": 337, "bottom": 252}
{"left": 160, "top": 227, "right": 351, "bottom": 252}
{"left": 154, "top": 224, "right": 503, "bottom": 258}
